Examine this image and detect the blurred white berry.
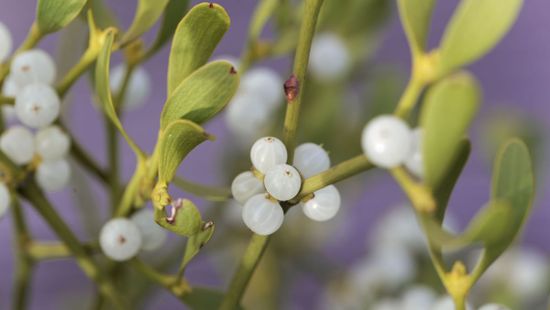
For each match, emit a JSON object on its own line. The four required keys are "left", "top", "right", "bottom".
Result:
{"left": 130, "top": 208, "right": 167, "bottom": 251}
{"left": 431, "top": 296, "right": 472, "bottom": 310}
{"left": 2, "top": 74, "right": 21, "bottom": 97}
{"left": 370, "top": 206, "right": 426, "bottom": 254}
{"left": 478, "top": 304, "right": 511, "bottom": 310}
{"left": 0, "top": 125, "right": 35, "bottom": 165}
{"left": 293, "top": 143, "right": 330, "bottom": 178}
{"left": 309, "top": 33, "right": 350, "bottom": 81}
{"left": 302, "top": 185, "right": 340, "bottom": 222}
{"left": 231, "top": 171, "right": 264, "bottom": 204}
{"left": 15, "top": 83, "right": 60, "bottom": 128}
{"left": 10, "top": 49, "right": 56, "bottom": 85}
{"left": 264, "top": 164, "right": 301, "bottom": 201}
{"left": 250, "top": 136, "right": 287, "bottom": 174}
{"left": 99, "top": 218, "right": 142, "bottom": 261}
{"left": 405, "top": 128, "right": 424, "bottom": 179}
{"left": 361, "top": 115, "right": 412, "bottom": 168}
{"left": 226, "top": 92, "right": 271, "bottom": 145}
{"left": 0, "top": 22, "right": 12, "bottom": 62}
{"left": 35, "top": 125, "right": 70, "bottom": 161}
{"left": 0, "top": 182, "right": 10, "bottom": 219}
{"left": 35, "top": 158, "right": 71, "bottom": 191}
{"left": 370, "top": 244, "right": 416, "bottom": 290}
{"left": 241, "top": 67, "right": 283, "bottom": 108}
{"left": 401, "top": 285, "right": 437, "bottom": 310}
{"left": 110, "top": 64, "right": 152, "bottom": 110}
{"left": 507, "top": 249, "right": 549, "bottom": 300}
{"left": 242, "top": 193, "right": 284, "bottom": 235}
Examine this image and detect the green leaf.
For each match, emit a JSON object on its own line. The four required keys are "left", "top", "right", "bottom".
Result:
{"left": 146, "top": 0, "right": 190, "bottom": 57}
{"left": 180, "top": 222, "right": 215, "bottom": 269}
{"left": 182, "top": 287, "right": 244, "bottom": 310}
{"left": 88, "top": 0, "right": 119, "bottom": 29}
{"left": 160, "top": 61, "right": 239, "bottom": 130}
{"left": 158, "top": 120, "right": 212, "bottom": 183}
{"left": 36, "top": 0, "right": 87, "bottom": 34}
{"left": 95, "top": 29, "right": 144, "bottom": 158}
{"left": 167, "top": 2, "right": 230, "bottom": 95}
{"left": 421, "top": 72, "right": 480, "bottom": 188}
{"left": 438, "top": 0, "right": 523, "bottom": 75}
{"left": 397, "top": 0, "right": 436, "bottom": 54}
{"left": 154, "top": 198, "right": 202, "bottom": 236}
{"left": 122, "top": 0, "right": 170, "bottom": 44}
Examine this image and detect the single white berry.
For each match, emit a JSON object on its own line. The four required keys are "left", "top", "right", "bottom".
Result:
{"left": 478, "top": 304, "right": 510, "bottom": 310}
{"left": 370, "top": 244, "right": 416, "bottom": 290}
{"left": 250, "top": 136, "right": 287, "bottom": 174}
{"left": 430, "top": 296, "right": 472, "bottom": 310}
{"left": 242, "top": 193, "right": 284, "bottom": 235}
{"left": 405, "top": 128, "right": 424, "bottom": 178}
{"left": 361, "top": 115, "right": 412, "bottom": 168}
{"left": 130, "top": 208, "right": 167, "bottom": 251}
{"left": 241, "top": 67, "right": 283, "bottom": 108}
{"left": 2, "top": 74, "right": 21, "bottom": 97}
{"left": 401, "top": 285, "right": 437, "bottom": 310}
{"left": 110, "top": 64, "right": 152, "bottom": 110}
{"left": 0, "top": 182, "right": 10, "bottom": 219}
{"left": 226, "top": 92, "right": 271, "bottom": 144}
{"left": 15, "top": 83, "right": 61, "bottom": 128}
{"left": 371, "top": 299, "right": 401, "bottom": 310}
{"left": 0, "top": 125, "right": 35, "bottom": 165}
{"left": 35, "top": 125, "right": 70, "bottom": 160}
{"left": 231, "top": 171, "right": 264, "bottom": 204}
{"left": 10, "top": 49, "right": 56, "bottom": 85}
{"left": 293, "top": 143, "right": 330, "bottom": 178}
{"left": 0, "top": 22, "right": 12, "bottom": 62}
{"left": 99, "top": 218, "right": 143, "bottom": 261}
{"left": 302, "top": 185, "right": 340, "bottom": 221}
{"left": 2, "top": 106, "right": 17, "bottom": 123}
{"left": 35, "top": 158, "right": 71, "bottom": 191}
{"left": 309, "top": 33, "right": 350, "bottom": 81}
{"left": 264, "top": 164, "right": 301, "bottom": 201}
{"left": 508, "top": 249, "right": 549, "bottom": 299}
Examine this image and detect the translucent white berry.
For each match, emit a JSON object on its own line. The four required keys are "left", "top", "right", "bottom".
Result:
{"left": 405, "top": 128, "right": 424, "bottom": 178}
{"left": 15, "top": 83, "right": 61, "bottom": 128}
{"left": 0, "top": 22, "right": 12, "bottom": 62}
{"left": 35, "top": 158, "right": 71, "bottom": 192}
{"left": 99, "top": 218, "right": 143, "bottom": 261}
{"left": 264, "top": 164, "right": 301, "bottom": 201}
{"left": 293, "top": 143, "right": 330, "bottom": 178}
{"left": 242, "top": 194, "right": 284, "bottom": 235}
{"left": 130, "top": 208, "right": 167, "bottom": 251}
{"left": 241, "top": 67, "right": 283, "bottom": 108}
{"left": 110, "top": 64, "right": 152, "bottom": 110}
{"left": 10, "top": 49, "right": 56, "bottom": 85}
{"left": 2, "top": 74, "right": 21, "bottom": 97}
{"left": 309, "top": 33, "right": 350, "bottom": 81}
{"left": 401, "top": 285, "right": 437, "bottom": 310}
{"left": 370, "top": 244, "right": 416, "bottom": 290}
{"left": 430, "top": 296, "right": 472, "bottom": 310}
{"left": 35, "top": 125, "right": 70, "bottom": 160}
{"left": 478, "top": 304, "right": 510, "bottom": 310}
{"left": 231, "top": 171, "right": 264, "bottom": 204}
{"left": 0, "top": 125, "right": 35, "bottom": 165}
{"left": 361, "top": 115, "right": 412, "bottom": 168}
{"left": 508, "top": 249, "right": 549, "bottom": 299}
{"left": 250, "top": 136, "right": 287, "bottom": 174}
{"left": 0, "top": 182, "right": 10, "bottom": 219}
{"left": 226, "top": 92, "right": 271, "bottom": 144}
{"left": 302, "top": 185, "right": 340, "bottom": 221}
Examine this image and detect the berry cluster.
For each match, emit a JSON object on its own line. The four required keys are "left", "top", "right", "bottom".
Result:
{"left": 231, "top": 136, "right": 341, "bottom": 236}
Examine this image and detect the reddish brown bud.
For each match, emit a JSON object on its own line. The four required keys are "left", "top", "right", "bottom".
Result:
{"left": 284, "top": 74, "right": 299, "bottom": 101}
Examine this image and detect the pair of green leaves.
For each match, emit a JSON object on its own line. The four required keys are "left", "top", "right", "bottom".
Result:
{"left": 36, "top": 0, "right": 87, "bottom": 34}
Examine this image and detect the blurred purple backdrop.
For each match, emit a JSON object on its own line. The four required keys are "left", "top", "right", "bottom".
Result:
{"left": 0, "top": 0, "right": 549, "bottom": 309}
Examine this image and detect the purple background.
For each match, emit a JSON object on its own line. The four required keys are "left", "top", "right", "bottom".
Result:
{"left": 1, "top": 0, "right": 549, "bottom": 309}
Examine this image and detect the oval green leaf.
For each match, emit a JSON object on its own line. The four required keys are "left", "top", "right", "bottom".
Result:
{"left": 154, "top": 198, "right": 202, "bottom": 236}
{"left": 122, "top": 0, "right": 170, "bottom": 44}
{"left": 145, "top": 0, "right": 190, "bottom": 57}
{"left": 397, "top": 0, "right": 436, "bottom": 55}
{"left": 36, "top": 0, "right": 87, "bottom": 34}
{"left": 180, "top": 222, "right": 215, "bottom": 269}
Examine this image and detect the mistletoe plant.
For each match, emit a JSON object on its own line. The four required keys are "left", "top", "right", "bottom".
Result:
{"left": 0, "top": 0, "right": 535, "bottom": 309}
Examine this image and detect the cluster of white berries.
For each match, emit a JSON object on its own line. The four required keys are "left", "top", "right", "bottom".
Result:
{"left": 231, "top": 137, "right": 340, "bottom": 235}
{"left": 99, "top": 208, "right": 167, "bottom": 261}
{"left": 361, "top": 115, "right": 423, "bottom": 178}
{"left": 109, "top": 64, "right": 152, "bottom": 110}
{"left": 309, "top": 33, "right": 351, "bottom": 81}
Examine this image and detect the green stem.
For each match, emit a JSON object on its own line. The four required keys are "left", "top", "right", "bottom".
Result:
{"left": 130, "top": 258, "right": 191, "bottom": 299}
{"left": 394, "top": 77, "right": 424, "bottom": 119}
{"left": 0, "top": 96, "right": 15, "bottom": 105}
{"left": 173, "top": 176, "right": 232, "bottom": 202}
{"left": 56, "top": 50, "right": 99, "bottom": 98}
{"left": 105, "top": 115, "right": 120, "bottom": 212}
{"left": 11, "top": 198, "right": 34, "bottom": 310}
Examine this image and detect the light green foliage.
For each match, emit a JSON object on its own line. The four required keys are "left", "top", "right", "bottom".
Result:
{"left": 147, "top": 0, "right": 190, "bottom": 56}
{"left": 36, "top": 0, "right": 87, "bottom": 34}
{"left": 154, "top": 198, "right": 202, "bottom": 236}
{"left": 122, "top": 0, "right": 170, "bottom": 44}
{"left": 181, "top": 223, "right": 215, "bottom": 269}
{"left": 397, "top": 0, "right": 436, "bottom": 54}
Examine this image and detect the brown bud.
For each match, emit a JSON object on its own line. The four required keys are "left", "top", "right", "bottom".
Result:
{"left": 284, "top": 74, "right": 299, "bottom": 101}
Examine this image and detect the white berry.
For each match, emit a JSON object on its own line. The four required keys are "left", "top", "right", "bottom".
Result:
{"left": 293, "top": 143, "right": 330, "bottom": 178}
{"left": 15, "top": 83, "right": 61, "bottom": 128}
{"left": 250, "top": 136, "right": 287, "bottom": 174}
{"left": 226, "top": 92, "right": 271, "bottom": 144}
{"left": 430, "top": 296, "right": 472, "bottom": 310}
{"left": 401, "top": 285, "right": 437, "bottom": 310}
{"left": 35, "top": 125, "right": 70, "bottom": 161}
{"left": 302, "top": 185, "right": 340, "bottom": 221}
{"left": 231, "top": 171, "right": 264, "bottom": 204}
{"left": 110, "top": 64, "right": 152, "bottom": 110}
{"left": 35, "top": 158, "right": 71, "bottom": 192}
{"left": 2, "top": 74, "right": 21, "bottom": 97}
{"left": 478, "top": 304, "right": 510, "bottom": 310}
{"left": 0, "top": 22, "right": 12, "bottom": 62}
{"left": 241, "top": 67, "right": 283, "bottom": 108}
{"left": 264, "top": 164, "right": 301, "bottom": 201}
{"left": 10, "top": 49, "right": 56, "bottom": 86}
{"left": 242, "top": 194, "right": 284, "bottom": 235}
{"left": 309, "top": 33, "right": 350, "bottom": 81}
{"left": 361, "top": 115, "right": 412, "bottom": 168}
{"left": 99, "top": 218, "right": 143, "bottom": 261}
{"left": 0, "top": 125, "right": 35, "bottom": 165}
{"left": 405, "top": 128, "right": 424, "bottom": 178}
{"left": 0, "top": 182, "right": 10, "bottom": 219}
{"left": 130, "top": 208, "right": 167, "bottom": 251}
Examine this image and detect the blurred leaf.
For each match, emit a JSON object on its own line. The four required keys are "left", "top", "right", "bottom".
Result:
{"left": 36, "top": 0, "right": 87, "bottom": 34}
{"left": 180, "top": 222, "right": 215, "bottom": 269}
{"left": 146, "top": 0, "right": 190, "bottom": 57}
{"left": 365, "top": 68, "right": 405, "bottom": 120}
{"left": 88, "top": 0, "right": 118, "bottom": 29}
{"left": 154, "top": 198, "right": 202, "bottom": 236}
{"left": 167, "top": 3, "right": 230, "bottom": 95}
{"left": 122, "top": 0, "right": 170, "bottom": 44}
{"left": 158, "top": 120, "right": 212, "bottom": 183}
{"left": 397, "top": 0, "right": 436, "bottom": 54}
{"left": 173, "top": 177, "right": 232, "bottom": 202}
{"left": 463, "top": 201, "right": 514, "bottom": 247}
{"left": 438, "top": 0, "right": 523, "bottom": 75}
{"left": 160, "top": 61, "right": 239, "bottom": 130}
{"left": 249, "top": 0, "right": 278, "bottom": 40}
{"left": 421, "top": 72, "right": 480, "bottom": 188}
{"left": 182, "top": 287, "right": 243, "bottom": 310}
